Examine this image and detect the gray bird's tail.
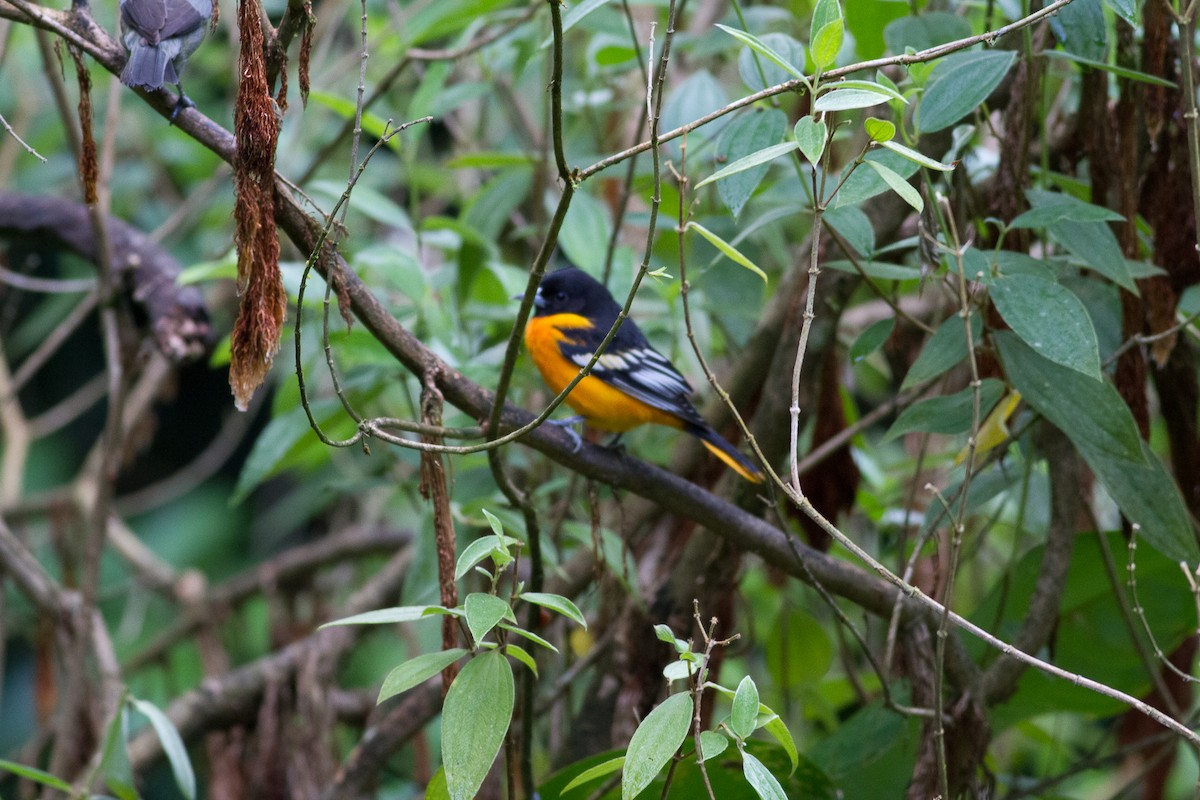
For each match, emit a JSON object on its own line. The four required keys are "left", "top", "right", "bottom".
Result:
{"left": 121, "top": 45, "right": 170, "bottom": 90}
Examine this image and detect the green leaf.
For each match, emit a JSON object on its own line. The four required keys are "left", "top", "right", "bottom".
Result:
{"left": 1102, "top": 0, "right": 1139, "bottom": 28}
{"left": 654, "top": 623, "right": 687, "bottom": 652}
{"left": 308, "top": 92, "right": 397, "bottom": 149}
{"left": 443, "top": 650, "right": 515, "bottom": 800}
{"left": 498, "top": 621, "right": 559, "bottom": 652}
{"left": 378, "top": 649, "right": 467, "bottom": 703}
{"left": 879, "top": 140, "right": 954, "bottom": 171}
{"left": 761, "top": 716, "right": 799, "bottom": 774}
{"left": 1048, "top": 220, "right": 1135, "bottom": 291}
{"left": 661, "top": 70, "right": 731, "bottom": 157}
{"left": 462, "top": 168, "right": 533, "bottom": 243}
{"left": 810, "top": 0, "right": 845, "bottom": 70}
{"left": 539, "top": 0, "right": 615, "bottom": 47}
{"left": 824, "top": 205, "right": 875, "bottom": 256}
{"left": 813, "top": 89, "right": 890, "bottom": 112}
{"left": 715, "top": 25, "right": 806, "bottom": 80}
{"left": 687, "top": 222, "right": 769, "bottom": 282}
{"left": 742, "top": 750, "right": 789, "bottom": 800}
{"left": 834, "top": 149, "right": 919, "bottom": 208}
{"left": 699, "top": 141, "right": 797, "bottom": 195}
{"left": 1049, "top": 0, "right": 1107, "bottom": 62}
{"left": 996, "top": 333, "right": 1199, "bottom": 562}
{"left": 1011, "top": 189, "right": 1125, "bottom": 228}
{"left": 519, "top": 592, "right": 587, "bottom": 628}
{"left": 737, "top": 33, "right": 808, "bottom": 91}
{"left": 465, "top": 592, "right": 514, "bottom": 644}
{"left": 456, "top": 533, "right": 519, "bottom": 580}
{"left": 884, "top": 378, "right": 1006, "bottom": 440}
{"left": 866, "top": 160, "right": 923, "bottom": 212}
{"left": 700, "top": 139, "right": 796, "bottom": 200}
{"left": 918, "top": 50, "right": 1017, "bottom": 133}
{"left": 131, "top": 698, "right": 196, "bottom": 800}
{"left": 446, "top": 151, "right": 537, "bottom": 169}
{"left": 864, "top": 117, "right": 896, "bottom": 143}
{"left": 504, "top": 644, "right": 539, "bottom": 676}
{"left": 901, "top": 313, "right": 981, "bottom": 391}
{"left": 794, "top": 115, "right": 828, "bottom": 165}
{"left": 1090, "top": 441, "right": 1200, "bottom": 563}
{"left": 100, "top": 706, "right": 137, "bottom": 800}
{"left": 730, "top": 676, "right": 760, "bottom": 739}
{"left": 481, "top": 508, "right": 505, "bottom": 536}
{"left": 698, "top": 731, "right": 729, "bottom": 762}
{"left": 995, "top": 332, "right": 1143, "bottom": 464}
{"left": 821, "top": 79, "right": 907, "bottom": 103}
{"left": 0, "top": 759, "right": 73, "bottom": 792}
{"left": 561, "top": 756, "right": 626, "bottom": 795}
{"left": 622, "top": 692, "right": 694, "bottom": 800}
{"left": 825, "top": 260, "right": 922, "bottom": 280}
{"left": 989, "top": 274, "right": 1101, "bottom": 379}
{"left": 320, "top": 605, "right": 449, "bottom": 628}
{"left": 710, "top": 109, "right": 790, "bottom": 219}
{"left": 884, "top": 13, "right": 972, "bottom": 53}
{"left": 557, "top": 191, "right": 613, "bottom": 276}
{"left": 426, "top": 768, "right": 451, "bottom": 800}
{"left": 232, "top": 403, "right": 333, "bottom": 505}
{"left": 850, "top": 317, "right": 895, "bottom": 362}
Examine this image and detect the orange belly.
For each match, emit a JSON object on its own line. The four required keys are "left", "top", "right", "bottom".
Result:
{"left": 524, "top": 314, "right": 681, "bottom": 433}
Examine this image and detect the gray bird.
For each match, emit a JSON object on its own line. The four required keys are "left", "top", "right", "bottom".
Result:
{"left": 119, "top": 0, "right": 212, "bottom": 119}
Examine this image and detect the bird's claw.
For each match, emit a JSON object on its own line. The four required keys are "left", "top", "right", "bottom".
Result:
{"left": 547, "top": 416, "right": 585, "bottom": 453}
{"left": 168, "top": 93, "right": 196, "bottom": 124}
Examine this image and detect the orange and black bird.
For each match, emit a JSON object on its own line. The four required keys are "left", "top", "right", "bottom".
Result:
{"left": 523, "top": 267, "right": 764, "bottom": 483}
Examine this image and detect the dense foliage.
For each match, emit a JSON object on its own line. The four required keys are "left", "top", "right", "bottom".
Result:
{"left": 2, "top": 0, "right": 1200, "bottom": 796}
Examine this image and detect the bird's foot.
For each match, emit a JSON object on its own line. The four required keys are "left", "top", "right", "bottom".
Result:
{"left": 168, "top": 93, "right": 196, "bottom": 124}
{"left": 546, "top": 416, "right": 585, "bottom": 453}
{"left": 603, "top": 433, "right": 625, "bottom": 453}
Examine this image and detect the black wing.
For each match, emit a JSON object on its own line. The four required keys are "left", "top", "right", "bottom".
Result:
{"left": 556, "top": 321, "right": 707, "bottom": 427}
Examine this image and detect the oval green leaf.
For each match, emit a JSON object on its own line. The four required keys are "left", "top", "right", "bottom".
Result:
{"left": 794, "top": 115, "right": 828, "bottom": 165}
{"left": 715, "top": 24, "right": 806, "bottom": 80}
{"left": 864, "top": 117, "right": 896, "bottom": 143}
{"left": 850, "top": 317, "right": 895, "bottom": 363}
{"left": 742, "top": 750, "right": 789, "bottom": 800}
{"left": 443, "top": 650, "right": 515, "bottom": 800}
{"left": 378, "top": 648, "right": 467, "bottom": 703}
{"left": 697, "top": 142, "right": 798, "bottom": 193}
{"left": 561, "top": 756, "right": 626, "bottom": 795}
{"left": 884, "top": 378, "right": 1007, "bottom": 440}
{"left": 520, "top": 591, "right": 587, "bottom": 628}
{"left": 465, "top": 592, "right": 514, "bottom": 644}
{"left": 687, "top": 222, "right": 769, "bottom": 282}
{"left": 504, "top": 644, "right": 538, "bottom": 676}
{"left": 917, "top": 50, "right": 1017, "bottom": 133}
{"left": 879, "top": 140, "right": 954, "bottom": 171}
{"left": 901, "top": 313, "right": 981, "bottom": 390}
{"left": 730, "top": 675, "right": 760, "bottom": 739}
{"left": 711, "top": 109, "right": 790, "bottom": 218}
{"left": 989, "top": 274, "right": 1101, "bottom": 379}
{"left": 621, "top": 692, "right": 694, "bottom": 799}
{"left": 131, "top": 698, "right": 196, "bottom": 800}
{"left": 813, "top": 89, "right": 890, "bottom": 112}
{"left": 865, "top": 160, "right": 923, "bottom": 212}
{"left": 320, "top": 605, "right": 447, "bottom": 628}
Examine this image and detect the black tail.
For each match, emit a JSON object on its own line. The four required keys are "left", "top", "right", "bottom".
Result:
{"left": 689, "top": 423, "right": 764, "bottom": 483}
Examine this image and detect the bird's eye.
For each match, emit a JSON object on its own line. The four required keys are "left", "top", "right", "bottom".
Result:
{"left": 555, "top": 291, "right": 568, "bottom": 302}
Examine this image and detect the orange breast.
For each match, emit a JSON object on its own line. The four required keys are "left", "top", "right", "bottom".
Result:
{"left": 524, "top": 314, "right": 681, "bottom": 433}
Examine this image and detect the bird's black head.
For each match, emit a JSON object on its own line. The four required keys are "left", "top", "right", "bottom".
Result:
{"left": 532, "top": 267, "right": 621, "bottom": 320}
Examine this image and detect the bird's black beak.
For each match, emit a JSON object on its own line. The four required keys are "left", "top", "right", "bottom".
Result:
{"left": 515, "top": 289, "right": 546, "bottom": 309}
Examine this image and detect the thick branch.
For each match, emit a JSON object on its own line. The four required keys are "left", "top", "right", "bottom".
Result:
{"left": 0, "top": 192, "right": 210, "bottom": 361}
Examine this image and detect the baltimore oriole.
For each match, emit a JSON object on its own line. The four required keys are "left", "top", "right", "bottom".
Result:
{"left": 523, "top": 267, "right": 764, "bottom": 483}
